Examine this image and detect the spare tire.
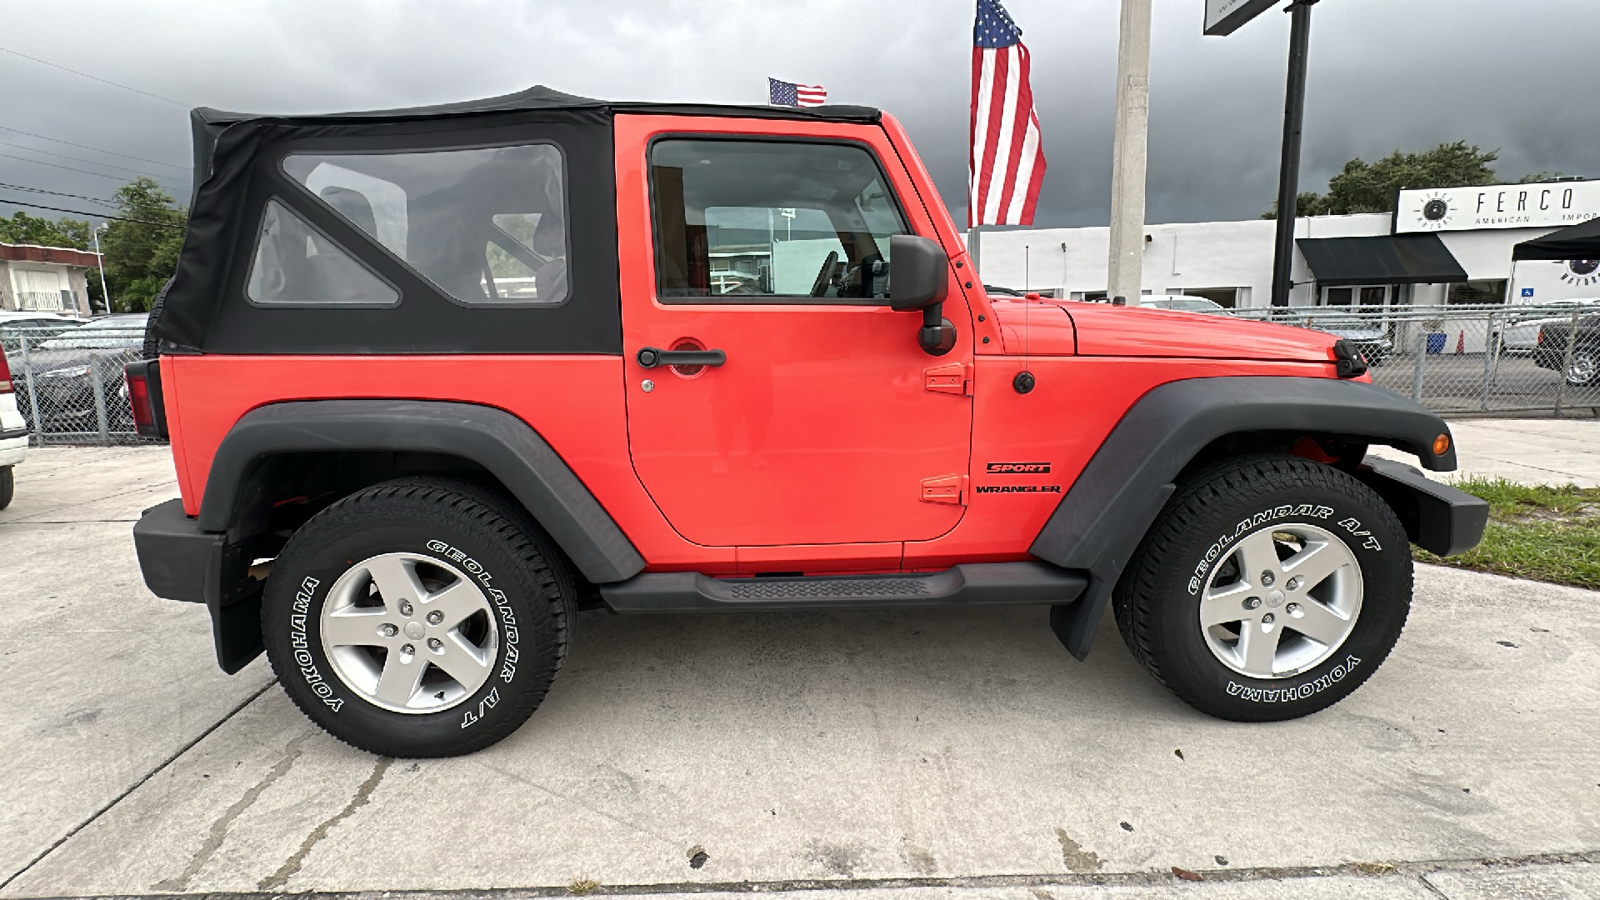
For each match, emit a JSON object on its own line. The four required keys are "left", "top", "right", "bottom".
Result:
{"left": 142, "top": 277, "right": 174, "bottom": 359}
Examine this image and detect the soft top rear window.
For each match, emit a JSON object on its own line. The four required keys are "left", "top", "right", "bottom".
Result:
{"left": 283, "top": 143, "right": 570, "bottom": 307}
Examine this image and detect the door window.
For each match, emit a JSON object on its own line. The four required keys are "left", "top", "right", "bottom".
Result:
{"left": 649, "top": 139, "right": 909, "bottom": 301}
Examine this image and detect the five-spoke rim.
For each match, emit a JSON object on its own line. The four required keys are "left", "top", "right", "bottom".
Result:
{"left": 319, "top": 552, "right": 499, "bottom": 714}
{"left": 1199, "top": 523, "right": 1363, "bottom": 679}
{"left": 1569, "top": 350, "right": 1597, "bottom": 386}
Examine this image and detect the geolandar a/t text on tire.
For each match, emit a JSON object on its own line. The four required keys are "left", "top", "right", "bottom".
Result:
{"left": 129, "top": 86, "right": 1488, "bottom": 756}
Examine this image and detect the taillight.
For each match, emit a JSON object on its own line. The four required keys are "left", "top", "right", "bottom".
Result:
{"left": 128, "top": 371, "right": 154, "bottom": 431}
{"left": 0, "top": 347, "right": 11, "bottom": 394}
{"left": 124, "top": 358, "right": 165, "bottom": 439}
{"left": 1537, "top": 328, "right": 1545, "bottom": 347}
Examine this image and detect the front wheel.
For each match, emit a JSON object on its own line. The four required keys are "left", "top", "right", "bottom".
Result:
{"left": 1567, "top": 347, "right": 1600, "bottom": 386}
{"left": 0, "top": 466, "right": 12, "bottom": 510}
{"left": 261, "top": 479, "right": 577, "bottom": 756}
{"left": 1114, "top": 456, "right": 1411, "bottom": 721}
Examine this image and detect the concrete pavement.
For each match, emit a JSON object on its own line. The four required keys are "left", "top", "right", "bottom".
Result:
{"left": 1, "top": 437, "right": 1597, "bottom": 899}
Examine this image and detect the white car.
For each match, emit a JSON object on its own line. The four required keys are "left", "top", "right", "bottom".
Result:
{"left": 1138, "top": 294, "right": 1233, "bottom": 315}
{"left": 1495, "top": 299, "right": 1600, "bottom": 353}
{"left": 0, "top": 343, "right": 26, "bottom": 509}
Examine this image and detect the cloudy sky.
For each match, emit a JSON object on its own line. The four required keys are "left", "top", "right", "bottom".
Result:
{"left": 1, "top": 0, "right": 1595, "bottom": 231}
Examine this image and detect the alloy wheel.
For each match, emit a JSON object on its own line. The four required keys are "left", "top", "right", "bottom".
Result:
{"left": 1198, "top": 523, "right": 1363, "bottom": 679}
{"left": 319, "top": 552, "right": 499, "bottom": 713}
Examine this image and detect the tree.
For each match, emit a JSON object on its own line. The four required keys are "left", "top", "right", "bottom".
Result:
{"left": 1264, "top": 141, "right": 1503, "bottom": 218}
{"left": 101, "top": 177, "right": 187, "bottom": 312}
{"left": 0, "top": 210, "right": 91, "bottom": 249}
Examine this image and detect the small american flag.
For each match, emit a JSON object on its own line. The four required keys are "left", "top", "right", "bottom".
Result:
{"left": 970, "top": 0, "right": 1046, "bottom": 227}
{"left": 768, "top": 77, "right": 827, "bottom": 108}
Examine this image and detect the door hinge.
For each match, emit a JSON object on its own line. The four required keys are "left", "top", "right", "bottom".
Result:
{"left": 920, "top": 474, "right": 969, "bottom": 505}
{"left": 924, "top": 362, "right": 973, "bottom": 396}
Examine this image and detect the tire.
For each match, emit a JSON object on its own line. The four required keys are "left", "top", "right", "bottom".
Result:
{"left": 142, "top": 277, "right": 174, "bottom": 360}
{"left": 1566, "top": 347, "right": 1600, "bottom": 387}
{"left": 261, "top": 478, "right": 577, "bottom": 757}
{"left": 0, "top": 466, "right": 12, "bottom": 511}
{"left": 1113, "top": 455, "right": 1411, "bottom": 722}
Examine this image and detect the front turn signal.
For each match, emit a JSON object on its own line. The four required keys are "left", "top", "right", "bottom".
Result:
{"left": 1433, "top": 433, "right": 1451, "bottom": 456}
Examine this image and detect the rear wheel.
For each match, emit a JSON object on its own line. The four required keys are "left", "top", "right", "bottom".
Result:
{"left": 1114, "top": 455, "right": 1411, "bottom": 721}
{"left": 0, "top": 466, "right": 12, "bottom": 510}
{"left": 262, "top": 478, "right": 576, "bottom": 756}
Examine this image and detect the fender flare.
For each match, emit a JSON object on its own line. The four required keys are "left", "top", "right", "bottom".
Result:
{"left": 199, "top": 398, "right": 645, "bottom": 584}
{"left": 1031, "top": 376, "right": 1455, "bottom": 660}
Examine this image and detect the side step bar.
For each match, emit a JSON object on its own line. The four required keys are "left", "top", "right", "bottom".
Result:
{"left": 599, "top": 562, "right": 1087, "bottom": 613}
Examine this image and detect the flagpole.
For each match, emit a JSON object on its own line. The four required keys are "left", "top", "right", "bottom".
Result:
{"left": 1106, "top": 0, "right": 1152, "bottom": 306}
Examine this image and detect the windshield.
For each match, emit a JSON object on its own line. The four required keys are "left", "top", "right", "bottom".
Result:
{"left": 38, "top": 319, "right": 145, "bottom": 350}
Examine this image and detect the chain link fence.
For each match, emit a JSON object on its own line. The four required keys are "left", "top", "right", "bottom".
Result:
{"left": 1230, "top": 303, "right": 1600, "bottom": 417}
{"left": 2, "top": 305, "right": 1593, "bottom": 446}
{"left": 2, "top": 319, "right": 153, "bottom": 445}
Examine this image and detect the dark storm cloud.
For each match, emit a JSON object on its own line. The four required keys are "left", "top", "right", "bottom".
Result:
{"left": 1, "top": 0, "right": 1594, "bottom": 230}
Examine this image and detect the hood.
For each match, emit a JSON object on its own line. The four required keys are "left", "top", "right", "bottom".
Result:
{"left": 1059, "top": 301, "right": 1340, "bottom": 362}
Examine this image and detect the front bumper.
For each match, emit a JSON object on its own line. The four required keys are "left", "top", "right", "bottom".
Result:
{"left": 133, "top": 499, "right": 263, "bottom": 673}
{"left": 1358, "top": 456, "right": 1488, "bottom": 556}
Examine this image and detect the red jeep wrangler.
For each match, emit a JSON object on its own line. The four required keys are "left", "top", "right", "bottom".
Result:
{"left": 128, "top": 87, "right": 1486, "bottom": 757}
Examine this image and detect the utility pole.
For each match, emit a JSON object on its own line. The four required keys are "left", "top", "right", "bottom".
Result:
{"left": 1269, "top": 0, "right": 1317, "bottom": 307}
{"left": 91, "top": 223, "right": 111, "bottom": 316}
{"left": 1106, "top": 0, "right": 1152, "bottom": 306}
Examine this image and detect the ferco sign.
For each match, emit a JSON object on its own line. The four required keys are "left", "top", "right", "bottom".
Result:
{"left": 1395, "top": 181, "right": 1600, "bottom": 233}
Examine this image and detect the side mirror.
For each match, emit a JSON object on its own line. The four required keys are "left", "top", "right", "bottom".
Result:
{"left": 889, "top": 235, "right": 955, "bottom": 356}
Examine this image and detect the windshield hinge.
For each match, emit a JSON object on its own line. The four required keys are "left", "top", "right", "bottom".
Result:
{"left": 920, "top": 474, "right": 969, "bottom": 505}
{"left": 924, "top": 362, "right": 973, "bottom": 395}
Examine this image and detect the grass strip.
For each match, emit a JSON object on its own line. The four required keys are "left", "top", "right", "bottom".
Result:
{"left": 1415, "top": 477, "right": 1600, "bottom": 589}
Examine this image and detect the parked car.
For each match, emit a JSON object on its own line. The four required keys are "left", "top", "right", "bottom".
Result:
{"left": 1299, "top": 314, "right": 1394, "bottom": 367}
{"left": 16, "top": 314, "right": 147, "bottom": 431}
{"left": 0, "top": 311, "right": 84, "bottom": 343}
{"left": 1532, "top": 313, "right": 1600, "bottom": 385}
{"left": 0, "top": 342, "right": 26, "bottom": 509}
{"left": 130, "top": 86, "right": 1484, "bottom": 757}
{"left": 1492, "top": 299, "right": 1600, "bottom": 354}
{"left": 1139, "top": 294, "right": 1233, "bottom": 315}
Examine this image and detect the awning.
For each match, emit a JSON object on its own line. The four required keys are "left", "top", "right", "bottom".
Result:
{"left": 1512, "top": 216, "right": 1600, "bottom": 261}
{"left": 1297, "top": 233, "right": 1468, "bottom": 287}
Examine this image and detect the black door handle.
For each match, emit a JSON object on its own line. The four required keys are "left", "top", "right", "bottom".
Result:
{"left": 637, "top": 347, "right": 727, "bottom": 369}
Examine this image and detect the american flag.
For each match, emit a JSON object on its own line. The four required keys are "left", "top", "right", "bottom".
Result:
{"left": 768, "top": 77, "right": 827, "bottom": 108}
{"left": 970, "top": 0, "right": 1046, "bottom": 227}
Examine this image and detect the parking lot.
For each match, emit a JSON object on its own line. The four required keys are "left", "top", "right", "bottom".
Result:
{"left": 3, "top": 444, "right": 1598, "bottom": 900}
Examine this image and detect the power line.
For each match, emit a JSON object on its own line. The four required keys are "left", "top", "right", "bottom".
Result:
{"left": 0, "top": 182, "right": 120, "bottom": 209}
{"left": 0, "top": 44, "right": 188, "bottom": 108}
{"left": 0, "top": 151, "right": 186, "bottom": 189}
{"left": 0, "top": 196, "right": 185, "bottom": 229}
{"left": 0, "top": 126, "right": 190, "bottom": 171}
{"left": 0, "top": 138, "right": 176, "bottom": 181}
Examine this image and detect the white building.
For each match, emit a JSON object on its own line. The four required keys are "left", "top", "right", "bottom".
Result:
{"left": 0, "top": 242, "right": 99, "bottom": 316}
{"left": 971, "top": 178, "right": 1600, "bottom": 311}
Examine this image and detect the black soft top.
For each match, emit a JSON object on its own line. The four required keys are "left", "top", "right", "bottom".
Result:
{"left": 156, "top": 86, "right": 881, "bottom": 352}
{"left": 187, "top": 85, "right": 881, "bottom": 196}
